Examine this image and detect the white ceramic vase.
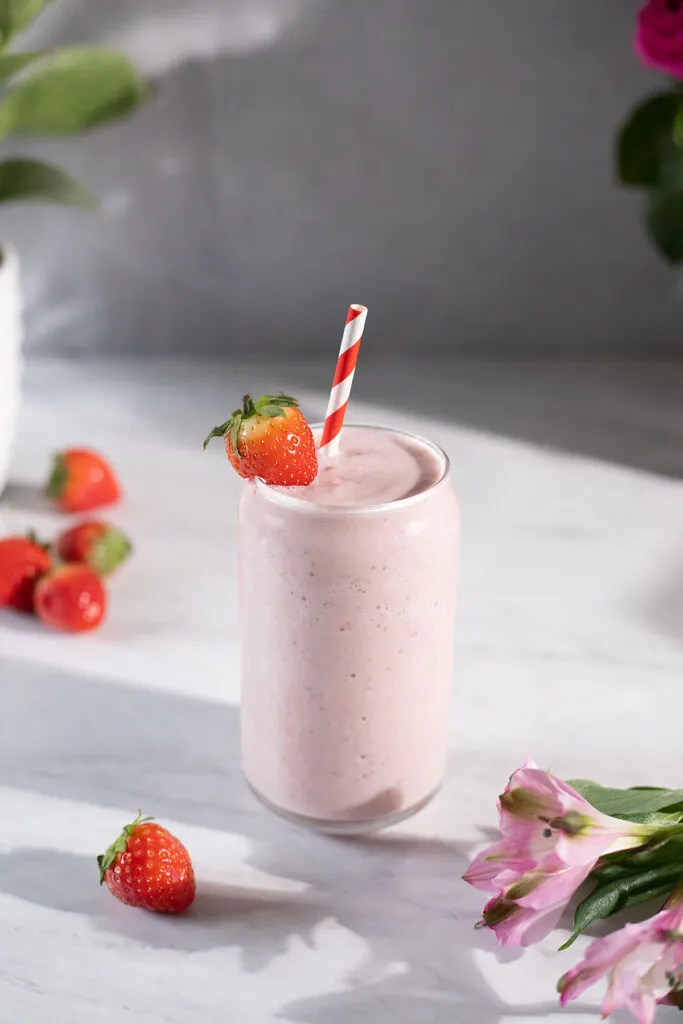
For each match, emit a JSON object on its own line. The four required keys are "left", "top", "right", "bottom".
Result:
{"left": 0, "top": 244, "right": 23, "bottom": 496}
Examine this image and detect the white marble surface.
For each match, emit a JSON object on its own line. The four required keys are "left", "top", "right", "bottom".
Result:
{"left": 1, "top": 356, "right": 683, "bottom": 1023}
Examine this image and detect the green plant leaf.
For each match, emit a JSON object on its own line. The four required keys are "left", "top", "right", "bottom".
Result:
{"left": 647, "top": 187, "right": 683, "bottom": 264}
{"left": 0, "top": 46, "right": 148, "bottom": 138}
{"left": 0, "top": 0, "right": 53, "bottom": 43}
{"left": 613, "top": 810, "right": 683, "bottom": 826}
{"left": 569, "top": 780, "right": 683, "bottom": 817}
{"left": 560, "top": 863, "right": 683, "bottom": 949}
{"left": 0, "top": 158, "right": 96, "bottom": 206}
{"left": 593, "top": 837, "right": 683, "bottom": 884}
{"left": 616, "top": 92, "right": 679, "bottom": 188}
{"left": 0, "top": 51, "right": 44, "bottom": 81}
{"left": 674, "top": 107, "right": 683, "bottom": 149}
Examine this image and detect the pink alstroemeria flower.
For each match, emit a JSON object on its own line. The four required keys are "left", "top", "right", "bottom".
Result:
{"left": 559, "top": 903, "right": 683, "bottom": 1024}
{"left": 463, "top": 759, "right": 654, "bottom": 947}
{"left": 636, "top": 0, "right": 683, "bottom": 79}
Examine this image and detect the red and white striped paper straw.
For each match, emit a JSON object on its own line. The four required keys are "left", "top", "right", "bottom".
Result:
{"left": 319, "top": 304, "right": 368, "bottom": 456}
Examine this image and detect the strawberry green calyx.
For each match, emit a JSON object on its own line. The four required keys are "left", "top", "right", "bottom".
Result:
{"left": 45, "top": 453, "right": 68, "bottom": 499}
{"left": 90, "top": 526, "right": 133, "bottom": 575}
{"left": 97, "top": 812, "right": 154, "bottom": 884}
{"left": 202, "top": 392, "right": 300, "bottom": 456}
{"left": 25, "top": 529, "right": 52, "bottom": 553}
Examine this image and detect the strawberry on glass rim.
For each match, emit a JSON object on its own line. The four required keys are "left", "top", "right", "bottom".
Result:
{"left": 203, "top": 392, "right": 318, "bottom": 486}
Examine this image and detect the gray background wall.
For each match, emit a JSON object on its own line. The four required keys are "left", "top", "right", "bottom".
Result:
{"left": 2, "top": 0, "right": 680, "bottom": 355}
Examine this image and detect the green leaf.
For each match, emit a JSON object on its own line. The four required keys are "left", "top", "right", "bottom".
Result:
{"left": 0, "top": 51, "right": 44, "bottom": 81}
{"left": 613, "top": 810, "right": 683, "bottom": 827}
{"left": 647, "top": 186, "right": 683, "bottom": 264}
{"left": 230, "top": 419, "right": 240, "bottom": 459}
{"left": 0, "top": 0, "right": 53, "bottom": 42}
{"left": 0, "top": 158, "right": 96, "bottom": 207}
{"left": 89, "top": 527, "right": 133, "bottom": 576}
{"left": 0, "top": 46, "right": 148, "bottom": 139}
{"left": 593, "top": 837, "right": 683, "bottom": 884}
{"left": 97, "top": 812, "right": 152, "bottom": 884}
{"left": 674, "top": 107, "right": 683, "bottom": 149}
{"left": 568, "top": 781, "right": 683, "bottom": 817}
{"left": 560, "top": 863, "right": 683, "bottom": 949}
{"left": 45, "top": 451, "right": 68, "bottom": 498}
{"left": 616, "top": 92, "right": 679, "bottom": 188}
{"left": 203, "top": 392, "right": 301, "bottom": 453}
{"left": 202, "top": 415, "right": 236, "bottom": 451}
{"left": 259, "top": 404, "right": 289, "bottom": 418}
{"left": 256, "top": 392, "right": 299, "bottom": 410}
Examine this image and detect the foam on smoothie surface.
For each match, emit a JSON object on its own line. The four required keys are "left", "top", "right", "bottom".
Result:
{"left": 277, "top": 426, "right": 444, "bottom": 507}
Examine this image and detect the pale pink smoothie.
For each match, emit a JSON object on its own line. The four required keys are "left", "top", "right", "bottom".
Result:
{"left": 239, "top": 425, "right": 459, "bottom": 833}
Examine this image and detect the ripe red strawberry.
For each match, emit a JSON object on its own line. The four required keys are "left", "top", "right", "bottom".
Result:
{"left": 34, "top": 564, "right": 107, "bottom": 633}
{"left": 98, "top": 814, "right": 196, "bottom": 914}
{"left": 0, "top": 535, "right": 52, "bottom": 612}
{"left": 46, "top": 448, "right": 121, "bottom": 513}
{"left": 203, "top": 392, "right": 318, "bottom": 485}
{"left": 55, "top": 520, "right": 132, "bottom": 575}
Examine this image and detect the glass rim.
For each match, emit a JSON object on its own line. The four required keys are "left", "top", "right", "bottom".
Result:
{"left": 253, "top": 422, "right": 451, "bottom": 516}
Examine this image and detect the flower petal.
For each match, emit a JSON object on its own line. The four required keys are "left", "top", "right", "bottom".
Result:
{"left": 559, "top": 908, "right": 683, "bottom": 1019}
{"left": 623, "top": 989, "right": 657, "bottom": 1024}
{"left": 484, "top": 894, "right": 566, "bottom": 947}
{"left": 514, "top": 858, "right": 591, "bottom": 911}
{"left": 462, "top": 842, "right": 537, "bottom": 892}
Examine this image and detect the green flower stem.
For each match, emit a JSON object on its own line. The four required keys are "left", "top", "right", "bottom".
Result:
{"left": 655, "top": 823, "right": 683, "bottom": 840}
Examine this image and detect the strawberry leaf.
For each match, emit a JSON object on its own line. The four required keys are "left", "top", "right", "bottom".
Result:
{"left": 90, "top": 526, "right": 132, "bottom": 575}
{"left": 254, "top": 392, "right": 299, "bottom": 416}
{"left": 25, "top": 527, "right": 51, "bottom": 553}
{"left": 259, "top": 404, "right": 288, "bottom": 418}
{"left": 202, "top": 414, "right": 237, "bottom": 450}
{"left": 230, "top": 418, "right": 241, "bottom": 460}
{"left": 97, "top": 812, "right": 153, "bottom": 884}
{"left": 202, "top": 392, "right": 301, "bottom": 454}
{"left": 45, "top": 452, "right": 67, "bottom": 498}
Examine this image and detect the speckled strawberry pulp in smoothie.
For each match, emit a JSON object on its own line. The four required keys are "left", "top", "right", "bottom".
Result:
{"left": 239, "top": 426, "right": 459, "bottom": 830}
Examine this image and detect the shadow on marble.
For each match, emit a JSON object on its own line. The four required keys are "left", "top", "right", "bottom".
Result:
{"left": 0, "top": 609, "right": 46, "bottom": 636}
{"left": 0, "top": 846, "right": 326, "bottom": 971}
{"left": 0, "top": 480, "right": 51, "bottom": 514}
{"left": 0, "top": 848, "right": 99, "bottom": 917}
{"left": 637, "top": 549, "right": 683, "bottom": 649}
{"left": 0, "top": 656, "right": 596, "bottom": 1023}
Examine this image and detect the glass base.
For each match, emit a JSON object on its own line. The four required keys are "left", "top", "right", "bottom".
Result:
{"left": 246, "top": 780, "right": 441, "bottom": 836}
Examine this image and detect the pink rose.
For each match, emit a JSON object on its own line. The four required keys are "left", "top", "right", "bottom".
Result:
{"left": 558, "top": 903, "right": 683, "bottom": 1024}
{"left": 463, "top": 759, "right": 654, "bottom": 947}
{"left": 636, "top": 0, "right": 683, "bottom": 79}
